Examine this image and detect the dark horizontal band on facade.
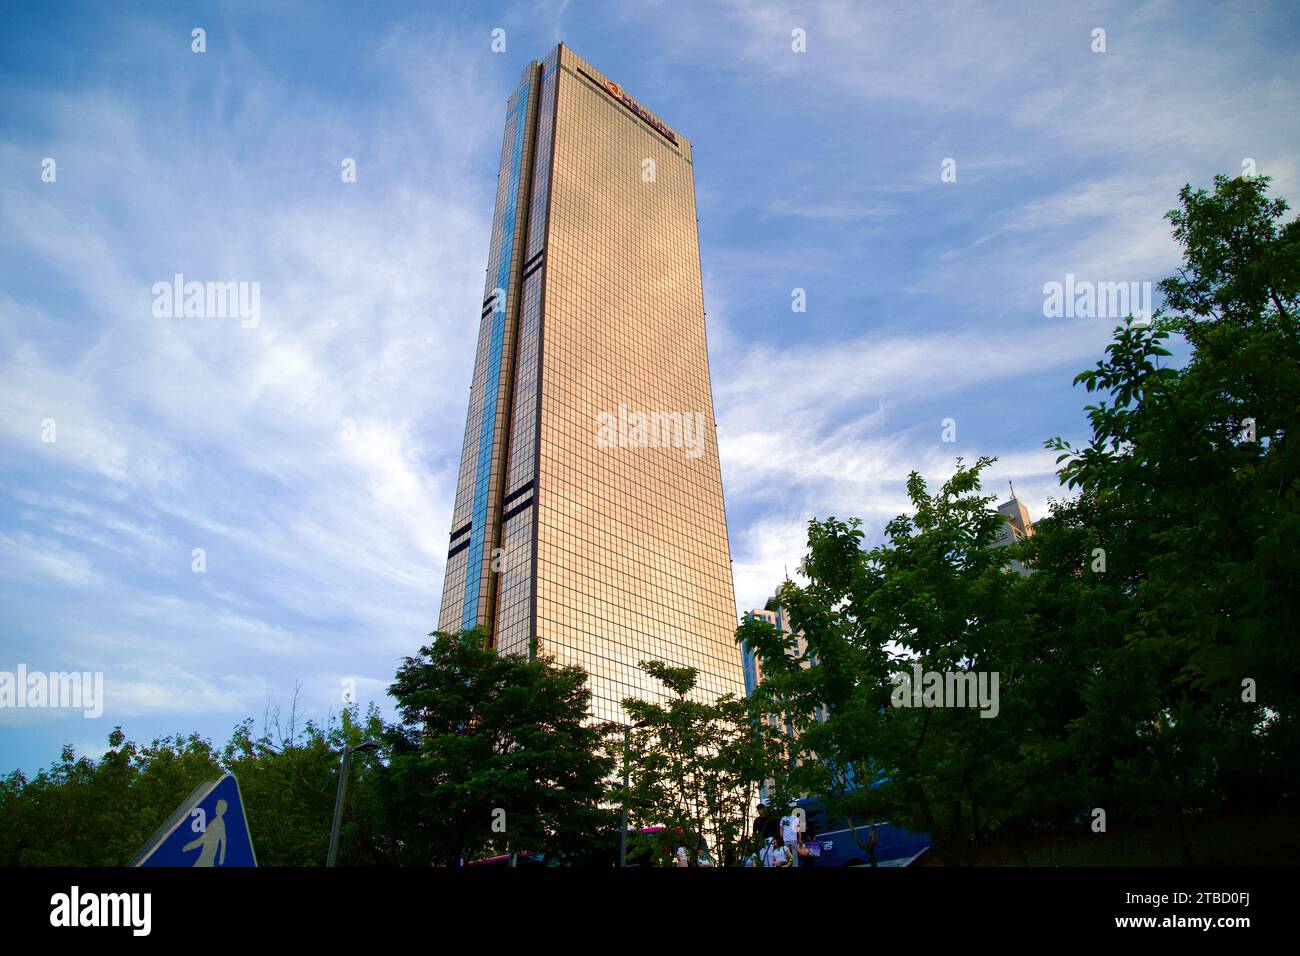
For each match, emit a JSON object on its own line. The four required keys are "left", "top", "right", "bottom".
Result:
{"left": 501, "top": 497, "right": 534, "bottom": 523}
{"left": 523, "top": 249, "right": 545, "bottom": 271}
{"left": 446, "top": 538, "right": 471, "bottom": 560}
{"left": 450, "top": 521, "right": 472, "bottom": 542}
{"left": 521, "top": 258, "right": 545, "bottom": 282}
{"left": 502, "top": 480, "right": 535, "bottom": 506}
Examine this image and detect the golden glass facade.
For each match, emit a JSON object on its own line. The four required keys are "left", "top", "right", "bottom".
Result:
{"left": 439, "top": 44, "right": 744, "bottom": 724}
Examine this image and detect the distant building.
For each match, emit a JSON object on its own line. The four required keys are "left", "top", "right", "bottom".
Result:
{"left": 743, "top": 596, "right": 828, "bottom": 725}
{"left": 742, "top": 595, "right": 828, "bottom": 804}
{"left": 994, "top": 488, "right": 1035, "bottom": 575}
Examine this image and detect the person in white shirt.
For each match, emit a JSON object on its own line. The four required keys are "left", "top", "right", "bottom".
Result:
{"left": 674, "top": 838, "right": 715, "bottom": 867}
{"left": 760, "top": 836, "right": 791, "bottom": 867}
{"left": 779, "top": 812, "right": 802, "bottom": 867}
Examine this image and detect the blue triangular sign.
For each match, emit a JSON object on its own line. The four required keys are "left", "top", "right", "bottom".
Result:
{"left": 130, "top": 772, "right": 257, "bottom": 867}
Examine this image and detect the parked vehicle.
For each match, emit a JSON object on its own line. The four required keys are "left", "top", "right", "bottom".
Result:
{"left": 793, "top": 795, "right": 932, "bottom": 867}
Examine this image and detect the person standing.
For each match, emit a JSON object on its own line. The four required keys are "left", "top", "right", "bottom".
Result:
{"left": 752, "top": 803, "right": 779, "bottom": 858}
{"left": 760, "top": 836, "right": 791, "bottom": 868}
{"left": 779, "top": 809, "right": 802, "bottom": 867}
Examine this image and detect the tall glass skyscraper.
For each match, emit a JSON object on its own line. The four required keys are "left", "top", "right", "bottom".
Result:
{"left": 437, "top": 44, "right": 744, "bottom": 723}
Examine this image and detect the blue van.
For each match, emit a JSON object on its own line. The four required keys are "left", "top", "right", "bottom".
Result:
{"left": 793, "top": 796, "right": 932, "bottom": 867}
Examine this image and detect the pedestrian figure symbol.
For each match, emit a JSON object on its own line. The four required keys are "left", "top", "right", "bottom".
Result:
{"left": 182, "top": 798, "right": 228, "bottom": 866}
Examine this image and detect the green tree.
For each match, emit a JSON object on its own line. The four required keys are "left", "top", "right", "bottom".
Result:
{"left": 223, "top": 695, "right": 387, "bottom": 867}
{"left": 0, "top": 701, "right": 388, "bottom": 867}
{"left": 741, "top": 174, "right": 1299, "bottom": 865}
{"left": 1039, "top": 173, "right": 1300, "bottom": 836}
{"left": 745, "top": 460, "right": 1059, "bottom": 865}
{"left": 378, "top": 628, "right": 617, "bottom": 866}
{"left": 0, "top": 728, "right": 222, "bottom": 866}
{"left": 619, "top": 660, "right": 779, "bottom": 866}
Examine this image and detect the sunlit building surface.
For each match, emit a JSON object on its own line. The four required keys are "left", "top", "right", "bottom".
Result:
{"left": 743, "top": 596, "right": 827, "bottom": 804}
{"left": 743, "top": 597, "right": 828, "bottom": 724}
{"left": 437, "top": 44, "right": 744, "bottom": 723}
{"left": 995, "top": 490, "right": 1035, "bottom": 576}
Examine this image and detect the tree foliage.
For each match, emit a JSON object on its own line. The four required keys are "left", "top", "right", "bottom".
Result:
{"left": 377, "top": 628, "right": 617, "bottom": 866}
{"left": 618, "top": 660, "right": 780, "bottom": 866}
{"left": 0, "top": 696, "right": 385, "bottom": 866}
{"left": 742, "top": 173, "right": 1299, "bottom": 864}
{"left": 740, "top": 461, "right": 1059, "bottom": 865}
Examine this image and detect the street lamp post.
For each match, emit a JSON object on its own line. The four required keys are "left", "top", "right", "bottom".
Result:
{"left": 326, "top": 739, "right": 380, "bottom": 867}
{"left": 619, "top": 720, "right": 647, "bottom": 867}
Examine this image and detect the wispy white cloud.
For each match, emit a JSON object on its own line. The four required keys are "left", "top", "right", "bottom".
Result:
{"left": 714, "top": 322, "right": 1089, "bottom": 612}
{"left": 0, "top": 530, "right": 104, "bottom": 588}
{"left": 715, "top": 323, "right": 1109, "bottom": 436}
{"left": 765, "top": 197, "right": 896, "bottom": 221}
{"left": 0, "top": 24, "right": 503, "bottom": 743}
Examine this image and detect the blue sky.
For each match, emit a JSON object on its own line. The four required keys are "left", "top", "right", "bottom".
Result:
{"left": 2, "top": 0, "right": 1297, "bottom": 776}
